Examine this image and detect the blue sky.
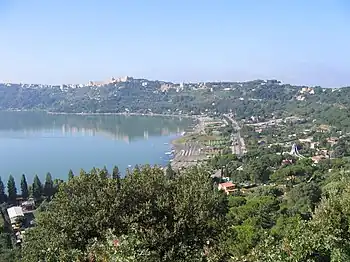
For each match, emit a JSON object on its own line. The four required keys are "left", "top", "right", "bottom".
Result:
{"left": 0, "top": 0, "right": 349, "bottom": 86}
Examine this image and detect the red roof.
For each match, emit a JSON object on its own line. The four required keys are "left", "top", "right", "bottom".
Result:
{"left": 219, "top": 182, "right": 235, "bottom": 188}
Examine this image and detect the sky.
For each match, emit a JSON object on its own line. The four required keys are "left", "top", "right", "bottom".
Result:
{"left": 0, "top": 0, "right": 349, "bottom": 87}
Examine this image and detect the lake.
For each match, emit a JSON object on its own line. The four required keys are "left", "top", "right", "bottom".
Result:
{"left": 0, "top": 112, "right": 194, "bottom": 184}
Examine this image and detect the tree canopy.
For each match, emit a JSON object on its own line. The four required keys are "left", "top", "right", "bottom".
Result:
{"left": 22, "top": 166, "right": 228, "bottom": 262}
{"left": 20, "top": 174, "right": 29, "bottom": 199}
{"left": 7, "top": 175, "right": 17, "bottom": 202}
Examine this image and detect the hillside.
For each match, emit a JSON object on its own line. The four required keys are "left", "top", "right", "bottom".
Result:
{"left": 1, "top": 78, "right": 350, "bottom": 131}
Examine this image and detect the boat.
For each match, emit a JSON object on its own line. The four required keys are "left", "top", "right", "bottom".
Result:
{"left": 164, "top": 142, "right": 169, "bottom": 145}
{"left": 165, "top": 151, "right": 172, "bottom": 155}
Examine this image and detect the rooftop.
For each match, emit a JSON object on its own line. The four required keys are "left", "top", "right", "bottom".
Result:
{"left": 7, "top": 206, "right": 24, "bottom": 219}
{"left": 219, "top": 182, "right": 236, "bottom": 188}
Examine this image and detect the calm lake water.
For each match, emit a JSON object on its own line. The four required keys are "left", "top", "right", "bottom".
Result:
{"left": 0, "top": 112, "right": 194, "bottom": 184}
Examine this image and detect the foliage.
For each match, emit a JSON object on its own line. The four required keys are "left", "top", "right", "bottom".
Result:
{"left": 7, "top": 175, "right": 16, "bottom": 202}
{"left": 44, "top": 172, "right": 54, "bottom": 199}
{"left": 4, "top": 79, "right": 350, "bottom": 260}
{"left": 20, "top": 174, "right": 29, "bottom": 199}
{"left": 32, "top": 175, "right": 43, "bottom": 200}
{"left": 0, "top": 178, "right": 6, "bottom": 203}
{"left": 21, "top": 166, "right": 228, "bottom": 261}
{"left": 165, "top": 163, "right": 176, "bottom": 180}
{"left": 68, "top": 169, "right": 74, "bottom": 181}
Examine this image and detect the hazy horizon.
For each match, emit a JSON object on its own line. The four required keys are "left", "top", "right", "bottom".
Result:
{"left": 1, "top": 0, "right": 349, "bottom": 87}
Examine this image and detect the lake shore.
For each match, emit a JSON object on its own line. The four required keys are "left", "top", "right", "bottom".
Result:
{"left": 13, "top": 109, "right": 212, "bottom": 170}
{"left": 46, "top": 110, "right": 205, "bottom": 170}
{"left": 46, "top": 111, "right": 197, "bottom": 119}
{"left": 170, "top": 116, "right": 214, "bottom": 170}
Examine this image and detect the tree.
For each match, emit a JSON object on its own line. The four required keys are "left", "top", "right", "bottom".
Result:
{"left": 133, "top": 164, "right": 141, "bottom": 175}
{"left": 112, "top": 165, "right": 120, "bottom": 180}
{"left": 165, "top": 163, "right": 175, "bottom": 180}
{"left": 68, "top": 169, "right": 74, "bottom": 181}
{"left": 20, "top": 174, "right": 29, "bottom": 199}
{"left": 7, "top": 175, "right": 17, "bottom": 202}
{"left": 100, "top": 166, "right": 109, "bottom": 179}
{"left": 28, "top": 185, "right": 33, "bottom": 198}
{"left": 44, "top": 172, "right": 54, "bottom": 199}
{"left": 21, "top": 166, "right": 228, "bottom": 261}
{"left": 0, "top": 177, "right": 6, "bottom": 203}
{"left": 32, "top": 175, "right": 43, "bottom": 199}
{"left": 112, "top": 165, "right": 121, "bottom": 190}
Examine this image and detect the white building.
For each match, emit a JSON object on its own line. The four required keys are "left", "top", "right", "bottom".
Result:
{"left": 7, "top": 206, "right": 24, "bottom": 224}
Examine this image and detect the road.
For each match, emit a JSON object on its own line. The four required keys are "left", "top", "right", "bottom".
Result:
{"left": 224, "top": 114, "right": 246, "bottom": 156}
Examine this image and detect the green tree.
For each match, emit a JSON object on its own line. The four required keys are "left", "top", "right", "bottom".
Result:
{"left": 165, "top": 163, "right": 175, "bottom": 180}
{"left": 0, "top": 177, "right": 6, "bottom": 203}
{"left": 20, "top": 174, "right": 29, "bottom": 199}
{"left": 32, "top": 175, "right": 43, "bottom": 199}
{"left": 22, "top": 166, "right": 228, "bottom": 261}
{"left": 100, "top": 166, "right": 109, "bottom": 179}
{"left": 133, "top": 164, "right": 141, "bottom": 175}
{"left": 28, "top": 185, "right": 33, "bottom": 198}
{"left": 112, "top": 165, "right": 120, "bottom": 179}
{"left": 7, "top": 175, "right": 17, "bottom": 202}
{"left": 68, "top": 169, "right": 74, "bottom": 181}
{"left": 44, "top": 172, "right": 54, "bottom": 199}
{"left": 285, "top": 181, "right": 322, "bottom": 215}
{"left": 53, "top": 178, "right": 64, "bottom": 196}
{"left": 112, "top": 165, "right": 121, "bottom": 190}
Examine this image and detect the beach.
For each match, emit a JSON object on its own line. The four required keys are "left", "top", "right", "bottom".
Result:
{"left": 170, "top": 116, "right": 214, "bottom": 170}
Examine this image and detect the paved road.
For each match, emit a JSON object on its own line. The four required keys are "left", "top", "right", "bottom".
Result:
{"left": 224, "top": 114, "right": 246, "bottom": 156}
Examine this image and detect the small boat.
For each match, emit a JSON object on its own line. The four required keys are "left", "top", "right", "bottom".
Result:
{"left": 165, "top": 151, "right": 172, "bottom": 155}
{"left": 128, "top": 164, "right": 132, "bottom": 168}
{"left": 164, "top": 142, "right": 169, "bottom": 145}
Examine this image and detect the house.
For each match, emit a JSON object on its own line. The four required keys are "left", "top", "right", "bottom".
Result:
{"left": 311, "top": 155, "right": 326, "bottom": 164}
{"left": 310, "top": 142, "right": 319, "bottom": 149}
{"left": 282, "top": 159, "right": 293, "bottom": 166}
{"left": 236, "top": 166, "right": 244, "bottom": 171}
{"left": 317, "top": 125, "right": 331, "bottom": 133}
{"left": 296, "top": 95, "right": 305, "bottom": 101}
{"left": 299, "top": 137, "right": 313, "bottom": 144}
{"left": 218, "top": 182, "right": 236, "bottom": 195}
{"left": 7, "top": 206, "right": 24, "bottom": 225}
{"left": 21, "top": 199, "right": 35, "bottom": 211}
{"left": 327, "top": 137, "right": 339, "bottom": 146}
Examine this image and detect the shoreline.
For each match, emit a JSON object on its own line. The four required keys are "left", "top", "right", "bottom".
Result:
{"left": 46, "top": 111, "right": 198, "bottom": 119}
{"left": 5, "top": 109, "right": 209, "bottom": 171}
{"left": 47, "top": 110, "right": 204, "bottom": 170}
{"left": 2, "top": 109, "right": 199, "bottom": 119}
{"left": 169, "top": 116, "right": 213, "bottom": 170}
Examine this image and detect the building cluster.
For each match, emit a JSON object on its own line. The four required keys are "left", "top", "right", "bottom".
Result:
{"left": 296, "top": 87, "right": 315, "bottom": 101}
{"left": 6, "top": 199, "right": 35, "bottom": 245}
{"left": 88, "top": 76, "right": 133, "bottom": 87}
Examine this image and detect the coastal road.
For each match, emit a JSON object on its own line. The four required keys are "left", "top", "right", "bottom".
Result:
{"left": 224, "top": 114, "right": 246, "bottom": 156}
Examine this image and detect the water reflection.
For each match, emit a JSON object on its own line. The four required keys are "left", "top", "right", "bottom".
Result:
{"left": 0, "top": 111, "right": 194, "bottom": 142}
